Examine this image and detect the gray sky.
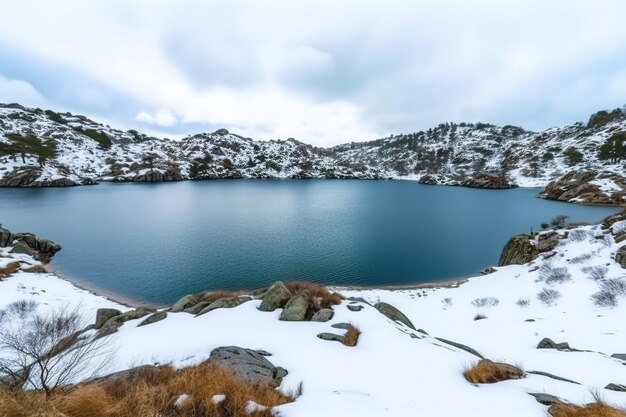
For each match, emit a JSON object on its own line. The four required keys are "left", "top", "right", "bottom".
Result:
{"left": 1, "top": 0, "right": 626, "bottom": 146}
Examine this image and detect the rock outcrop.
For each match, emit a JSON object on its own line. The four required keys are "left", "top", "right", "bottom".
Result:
{"left": 616, "top": 246, "right": 626, "bottom": 268}
{"left": 0, "top": 226, "right": 61, "bottom": 263}
{"left": 374, "top": 302, "right": 416, "bottom": 330}
{"left": 207, "top": 346, "right": 287, "bottom": 387}
{"left": 258, "top": 281, "right": 292, "bottom": 312}
{"left": 539, "top": 170, "right": 626, "bottom": 206}
{"left": 460, "top": 172, "right": 518, "bottom": 189}
{"left": 498, "top": 231, "right": 561, "bottom": 266}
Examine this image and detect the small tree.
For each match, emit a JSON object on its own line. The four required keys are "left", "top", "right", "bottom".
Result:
{"left": 0, "top": 304, "right": 113, "bottom": 397}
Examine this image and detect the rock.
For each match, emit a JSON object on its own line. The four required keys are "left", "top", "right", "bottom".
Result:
{"left": 374, "top": 302, "right": 416, "bottom": 330}
{"left": 481, "top": 267, "right": 497, "bottom": 275}
{"left": 435, "top": 337, "right": 484, "bottom": 358}
{"left": 311, "top": 308, "right": 334, "bottom": 322}
{"left": 528, "top": 393, "right": 567, "bottom": 407}
{"left": 184, "top": 301, "right": 211, "bottom": 315}
{"left": 258, "top": 281, "right": 292, "bottom": 312}
{"left": 536, "top": 231, "right": 559, "bottom": 252}
{"left": 498, "top": 234, "right": 538, "bottom": 266}
{"left": 616, "top": 246, "right": 626, "bottom": 268}
{"left": 279, "top": 294, "right": 309, "bottom": 321}
{"left": 89, "top": 365, "right": 158, "bottom": 384}
{"left": 197, "top": 296, "right": 252, "bottom": 316}
{"left": 317, "top": 332, "right": 345, "bottom": 343}
{"left": 347, "top": 304, "right": 364, "bottom": 312}
{"left": 527, "top": 370, "right": 580, "bottom": 385}
{"left": 171, "top": 294, "right": 199, "bottom": 312}
{"left": 97, "top": 307, "right": 155, "bottom": 336}
{"left": 9, "top": 242, "right": 37, "bottom": 257}
{"left": 331, "top": 323, "right": 352, "bottom": 330}
{"left": 460, "top": 172, "right": 518, "bottom": 189}
{"left": 347, "top": 296, "right": 372, "bottom": 306}
{"left": 207, "top": 346, "right": 287, "bottom": 387}
{"left": 95, "top": 308, "right": 122, "bottom": 329}
{"left": 611, "top": 353, "right": 626, "bottom": 361}
{"left": 605, "top": 383, "right": 626, "bottom": 392}
{"left": 138, "top": 311, "right": 167, "bottom": 326}
{"left": 537, "top": 337, "right": 571, "bottom": 350}
{"left": 539, "top": 170, "right": 626, "bottom": 206}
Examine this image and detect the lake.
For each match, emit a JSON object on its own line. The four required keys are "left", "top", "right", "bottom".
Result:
{"left": 0, "top": 180, "right": 619, "bottom": 305}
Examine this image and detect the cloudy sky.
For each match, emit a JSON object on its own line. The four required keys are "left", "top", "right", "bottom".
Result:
{"left": 1, "top": 0, "right": 626, "bottom": 146}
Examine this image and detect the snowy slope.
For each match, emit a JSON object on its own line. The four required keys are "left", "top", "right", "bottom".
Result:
{"left": 1, "top": 219, "right": 625, "bottom": 416}
{"left": 0, "top": 103, "right": 624, "bottom": 187}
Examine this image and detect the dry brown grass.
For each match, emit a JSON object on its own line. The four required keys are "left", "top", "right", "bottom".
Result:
{"left": 463, "top": 359, "right": 524, "bottom": 384}
{"left": 200, "top": 290, "right": 250, "bottom": 305}
{"left": 0, "top": 362, "right": 293, "bottom": 417}
{"left": 343, "top": 325, "right": 361, "bottom": 347}
{"left": 549, "top": 402, "right": 626, "bottom": 417}
{"left": 285, "top": 281, "right": 343, "bottom": 309}
{"left": 0, "top": 261, "right": 20, "bottom": 277}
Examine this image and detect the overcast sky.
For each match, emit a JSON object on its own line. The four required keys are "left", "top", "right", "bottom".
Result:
{"left": 1, "top": 0, "right": 626, "bottom": 146}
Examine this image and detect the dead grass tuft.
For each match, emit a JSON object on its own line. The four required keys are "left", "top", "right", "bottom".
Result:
{"left": 463, "top": 359, "right": 524, "bottom": 384}
{"left": 0, "top": 262, "right": 20, "bottom": 277}
{"left": 343, "top": 325, "right": 361, "bottom": 347}
{"left": 0, "top": 362, "right": 293, "bottom": 417}
{"left": 549, "top": 402, "right": 626, "bottom": 417}
{"left": 285, "top": 281, "right": 343, "bottom": 309}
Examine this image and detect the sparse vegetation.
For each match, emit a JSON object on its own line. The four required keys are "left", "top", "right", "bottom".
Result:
{"left": 463, "top": 359, "right": 524, "bottom": 384}
{"left": 0, "top": 262, "right": 20, "bottom": 277}
{"left": 0, "top": 362, "right": 293, "bottom": 417}
{"left": 537, "top": 288, "right": 561, "bottom": 306}
{"left": 570, "top": 253, "right": 595, "bottom": 264}
{"left": 569, "top": 229, "right": 590, "bottom": 242}
{"left": 549, "top": 398, "right": 626, "bottom": 417}
{"left": 471, "top": 297, "right": 499, "bottom": 308}
{"left": 581, "top": 266, "right": 608, "bottom": 281}
{"left": 539, "top": 264, "right": 572, "bottom": 284}
{"left": 343, "top": 324, "right": 361, "bottom": 347}
{"left": 285, "top": 281, "right": 343, "bottom": 309}
{"left": 600, "top": 278, "right": 626, "bottom": 296}
{"left": 516, "top": 298, "right": 530, "bottom": 308}
{"left": 591, "top": 290, "right": 618, "bottom": 308}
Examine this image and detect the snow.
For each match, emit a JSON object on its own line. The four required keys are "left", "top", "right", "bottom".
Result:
{"left": 0, "top": 224, "right": 625, "bottom": 416}
{"left": 591, "top": 178, "right": 623, "bottom": 195}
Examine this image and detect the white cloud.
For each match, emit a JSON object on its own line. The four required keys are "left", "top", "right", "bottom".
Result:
{"left": 0, "top": 75, "right": 45, "bottom": 107}
{"left": 1, "top": 0, "right": 626, "bottom": 144}
{"left": 136, "top": 109, "right": 178, "bottom": 127}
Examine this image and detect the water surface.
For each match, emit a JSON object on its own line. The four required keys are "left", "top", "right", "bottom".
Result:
{"left": 0, "top": 180, "right": 619, "bottom": 304}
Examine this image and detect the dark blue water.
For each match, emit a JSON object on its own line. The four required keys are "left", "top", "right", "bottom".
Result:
{"left": 0, "top": 180, "right": 619, "bottom": 304}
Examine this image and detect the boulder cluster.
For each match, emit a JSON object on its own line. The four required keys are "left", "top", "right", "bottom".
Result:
{"left": 0, "top": 226, "right": 61, "bottom": 263}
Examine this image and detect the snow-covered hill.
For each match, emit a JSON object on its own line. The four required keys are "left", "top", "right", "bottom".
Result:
{"left": 0, "top": 103, "right": 624, "bottom": 187}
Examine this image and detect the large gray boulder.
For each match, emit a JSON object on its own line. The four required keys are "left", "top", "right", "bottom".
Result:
{"left": 258, "top": 281, "right": 292, "bottom": 312}
{"left": 207, "top": 346, "right": 287, "bottom": 387}
{"left": 171, "top": 294, "right": 199, "bottom": 313}
{"left": 197, "top": 296, "right": 252, "bottom": 316}
{"left": 279, "top": 294, "right": 309, "bottom": 321}
{"left": 95, "top": 308, "right": 122, "bottom": 329}
{"left": 537, "top": 337, "right": 571, "bottom": 350}
{"left": 498, "top": 234, "right": 538, "bottom": 266}
{"left": 97, "top": 307, "right": 155, "bottom": 337}
{"left": 374, "top": 302, "right": 416, "bottom": 330}
{"left": 311, "top": 308, "right": 334, "bottom": 322}
{"left": 138, "top": 311, "right": 167, "bottom": 326}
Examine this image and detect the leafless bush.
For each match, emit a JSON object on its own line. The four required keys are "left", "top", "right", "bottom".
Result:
{"left": 569, "top": 229, "right": 589, "bottom": 242}
{"left": 516, "top": 298, "right": 530, "bottom": 308}
{"left": 539, "top": 264, "right": 571, "bottom": 284}
{"left": 5, "top": 300, "right": 38, "bottom": 319}
{"left": 569, "top": 252, "right": 594, "bottom": 264}
{"left": 471, "top": 297, "right": 499, "bottom": 308}
{"left": 581, "top": 266, "right": 608, "bottom": 281}
{"left": 591, "top": 290, "right": 618, "bottom": 307}
{"left": 600, "top": 278, "right": 626, "bottom": 296}
{"left": 537, "top": 288, "right": 561, "bottom": 306}
{"left": 441, "top": 297, "right": 452, "bottom": 306}
{"left": 0, "top": 306, "right": 113, "bottom": 396}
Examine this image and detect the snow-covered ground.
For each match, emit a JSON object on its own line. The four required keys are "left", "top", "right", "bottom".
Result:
{"left": 1, "top": 222, "right": 625, "bottom": 416}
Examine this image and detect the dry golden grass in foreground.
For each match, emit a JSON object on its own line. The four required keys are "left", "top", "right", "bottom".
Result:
{"left": 285, "top": 281, "right": 343, "bottom": 309}
{"left": 549, "top": 401, "right": 626, "bottom": 417}
{"left": 343, "top": 325, "right": 361, "bottom": 347}
{"left": 0, "top": 261, "right": 20, "bottom": 277}
{"left": 0, "top": 362, "right": 293, "bottom": 417}
{"left": 463, "top": 359, "right": 524, "bottom": 384}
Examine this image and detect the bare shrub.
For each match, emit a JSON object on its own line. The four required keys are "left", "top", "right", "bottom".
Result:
{"left": 516, "top": 298, "right": 530, "bottom": 308}
{"left": 569, "top": 252, "right": 594, "bottom": 264}
{"left": 569, "top": 229, "right": 589, "bottom": 242}
{"left": 537, "top": 288, "right": 561, "bottom": 306}
{"left": 0, "top": 307, "right": 113, "bottom": 396}
{"left": 581, "top": 266, "right": 608, "bottom": 281}
{"left": 591, "top": 290, "right": 618, "bottom": 308}
{"left": 471, "top": 297, "right": 499, "bottom": 308}
{"left": 285, "top": 281, "right": 343, "bottom": 309}
{"left": 463, "top": 359, "right": 524, "bottom": 384}
{"left": 343, "top": 325, "right": 361, "bottom": 347}
{"left": 4, "top": 299, "right": 38, "bottom": 319}
{"left": 539, "top": 264, "right": 571, "bottom": 284}
{"left": 600, "top": 278, "right": 626, "bottom": 296}
{"left": 441, "top": 297, "right": 452, "bottom": 306}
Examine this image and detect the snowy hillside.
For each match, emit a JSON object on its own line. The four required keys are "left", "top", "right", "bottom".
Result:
{"left": 1, "top": 213, "right": 626, "bottom": 416}
{"left": 0, "top": 103, "right": 624, "bottom": 187}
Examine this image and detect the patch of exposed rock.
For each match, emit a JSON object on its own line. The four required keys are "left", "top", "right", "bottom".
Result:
{"left": 207, "top": 346, "right": 287, "bottom": 387}
{"left": 0, "top": 225, "right": 61, "bottom": 263}
{"left": 539, "top": 170, "right": 626, "bottom": 206}
{"left": 498, "top": 231, "right": 561, "bottom": 266}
